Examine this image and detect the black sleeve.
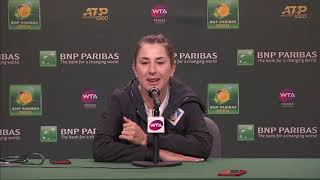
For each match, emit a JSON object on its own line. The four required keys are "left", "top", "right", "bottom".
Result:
{"left": 158, "top": 102, "right": 213, "bottom": 159}
{"left": 92, "top": 89, "right": 152, "bottom": 162}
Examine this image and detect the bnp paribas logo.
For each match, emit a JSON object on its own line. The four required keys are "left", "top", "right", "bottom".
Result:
{"left": 40, "top": 51, "right": 57, "bottom": 67}
{"left": 208, "top": 83, "right": 239, "bottom": 114}
{"left": 237, "top": 124, "right": 254, "bottom": 141}
{"left": 237, "top": 49, "right": 254, "bottom": 66}
{"left": 9, "top": 84, "right": 42, "bottom": 116}
{"left": 8, "top": 0, "right": 41, "bottom": 30}
{"left": 207, "top": 0, "right": 239, "bottom": 29}
{"left": 40, "top": 126, "right": 57, "bottom": 143}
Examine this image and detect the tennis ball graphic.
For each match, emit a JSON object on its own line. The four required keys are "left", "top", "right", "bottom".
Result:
{"left": 214, "top": 89, "right": 230, "bottom": 104}
{"left": 16, "top": 4, "right": 31, "bottom": 19}
{"left": 213, "top": 3, "right": 230, "bottom": 18}
{"left": 17, "top": 90, "right": 33, "bottom": 105}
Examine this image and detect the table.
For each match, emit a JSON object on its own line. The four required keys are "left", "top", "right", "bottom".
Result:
{"left": 1, "top": 158, "right": 320, "bottom": 180}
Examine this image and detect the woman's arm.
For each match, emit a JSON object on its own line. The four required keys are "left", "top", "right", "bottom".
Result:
{"left": 92, "top": 89, "right": 152, "bottom": 162}
{"left": 159, "top": 102, "right": 213, "bottom": 159}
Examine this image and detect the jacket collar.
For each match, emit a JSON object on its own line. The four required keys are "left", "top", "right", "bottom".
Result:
{"left": 127, "top": 78, "right": 205, "bottom": 121}
{"left": 127, "top": 79, "right": 148, "bottom": 122}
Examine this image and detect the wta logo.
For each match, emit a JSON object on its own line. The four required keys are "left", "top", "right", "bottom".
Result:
{"left": 81, "top": 90, "right": 98, "bottom": 103}
{"left": 279, "top": 88, "right": 295, "bottom": 103}
{"left": 279, "top": 88, "right": 295, "bottom": 108}
{"left": 149, "top": 120, "right": 164, "bottom": 131}
{"left": 151, "top": 5, "right": 168, "bottom": 18}
{"left": 147, "top": 117, "right": 165, "bottom": 133}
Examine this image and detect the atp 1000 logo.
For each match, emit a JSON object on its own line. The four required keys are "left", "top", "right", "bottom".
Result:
{"left": 281, "top": 5, "right": 308, "bottom": 19}
{"left": 83, "top": 8, "right": 108, "bottom": 21}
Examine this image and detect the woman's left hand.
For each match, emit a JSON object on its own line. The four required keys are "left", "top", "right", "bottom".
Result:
{"left": 119, "top": 116, "right": 147, "bottom": 146}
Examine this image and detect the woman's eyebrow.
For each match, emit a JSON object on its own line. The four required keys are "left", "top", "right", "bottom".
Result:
{"left": 139, "top": 57, "right": 150, "bottom": 60}
{"left": 155, "top": 57, "right": 165, "bottom": 60}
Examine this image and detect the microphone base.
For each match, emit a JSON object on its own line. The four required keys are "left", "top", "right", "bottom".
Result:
{"left": 132, "top": 161, "right": 182, "bottom": 167}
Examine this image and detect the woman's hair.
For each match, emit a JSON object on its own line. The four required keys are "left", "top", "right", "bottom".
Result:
{"left": 133, "top": 34, "right": 175, "bottom": 65}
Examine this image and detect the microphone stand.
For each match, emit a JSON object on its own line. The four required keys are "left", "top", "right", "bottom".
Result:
{"left": 152, "top": 104, "right": 160, "bottom": 164}
{"left": 132, "top": 104, "right": 182, "bottom": 167}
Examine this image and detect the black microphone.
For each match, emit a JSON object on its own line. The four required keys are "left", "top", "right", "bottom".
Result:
{"left": 148, "top": 87, "right": 161, "bottom": 107}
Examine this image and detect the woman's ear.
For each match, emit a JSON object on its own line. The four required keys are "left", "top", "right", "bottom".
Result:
{"left": 170, "top": 64, "right": 176, "bottom": 77}
{"left": 132, "top": 64, "right": 137, "bottom": 77}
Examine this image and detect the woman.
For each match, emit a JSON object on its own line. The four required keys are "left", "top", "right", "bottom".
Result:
{"left": 93, "top": 34, "right": 212, "bottom": 162}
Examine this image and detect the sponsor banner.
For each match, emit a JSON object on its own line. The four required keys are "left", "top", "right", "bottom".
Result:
{"left": 238, "top": 124, "right": 319, "bottom": 141}
{"left": 174, "top": 51, "right": 219, "bottom": 65}
{"left": 40, "top": 126, "right": 96, "bottom": 142}
{"left": 44, "top": 51, "right": 120, "bottom": 65}
{"left": 207, "top": 0, "right": 239, "bottom": 29}
{"left": 0, "top": 53, "right": 20, "bottom": 66}
{"left": 60, "top": 128, "right": 96, "bottom": 140}
{"left": 0, "top": 128, "right": 21, "bottom": 142}
{"left": 236, "top": 50, "right": 318, "bottom": 65}
{"left": 82, "top": 7, "right": 109, "bottom": 21}
{"left": 9, "top": 84, "right": 42, "bottom": 116}
{"left": 208, "top": 83, "right": 239, "bottom": 114}
{"left": 151, "top": 4, "right": 168, "bottom": 24}
{"left": 8, "top": 0, "right": 41, "bottom": 30}
{"left": 256, "top": 50, "right": 318, "bottom": 64}
{"left": 257, "top": 126, "right": 318, "bottom": 140}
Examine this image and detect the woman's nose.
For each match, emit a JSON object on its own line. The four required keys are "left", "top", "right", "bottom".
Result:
{"left": 148, "top": 62, "right": 157, "bottom": 74}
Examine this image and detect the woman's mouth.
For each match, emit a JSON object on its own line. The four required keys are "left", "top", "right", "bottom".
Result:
{"left": 147, "top": 78, "right": 160, "bottom": 85}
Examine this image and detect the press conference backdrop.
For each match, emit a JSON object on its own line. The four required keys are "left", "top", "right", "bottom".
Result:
{"left": 1, "top": 0, "right": 319, "bottom": 159}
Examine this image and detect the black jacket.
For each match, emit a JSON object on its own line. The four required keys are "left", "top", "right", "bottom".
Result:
{"left": 93, "top": 78, "right": 213, "bottom": 162}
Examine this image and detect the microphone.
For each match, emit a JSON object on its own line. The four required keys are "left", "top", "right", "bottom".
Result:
{"left": 148, "top": 87, "right": 161, "bottom": 107}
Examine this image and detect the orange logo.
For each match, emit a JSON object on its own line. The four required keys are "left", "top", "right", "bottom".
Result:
{"left": 213, "top": 3, "right": 231, "bottom": 19}
{"left": 17, "top": 90, "right": 33, "bottom": 105}
{"left": 16, "top": 4, "right": 32, "bottom": 19}
{"left": 214, "top": 89, "right": 231, "bottom": 104}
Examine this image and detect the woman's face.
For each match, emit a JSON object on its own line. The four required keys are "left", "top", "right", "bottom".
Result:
{"left": 132, "top": 43, "right": 176, "bottom": 95}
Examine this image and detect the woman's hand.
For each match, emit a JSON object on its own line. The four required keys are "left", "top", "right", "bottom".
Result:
{"left": 159, "top": 149, "right": 204, "bottom": 162}
{"left": 119, "top": 117, "right": 147, "bottom": 145}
